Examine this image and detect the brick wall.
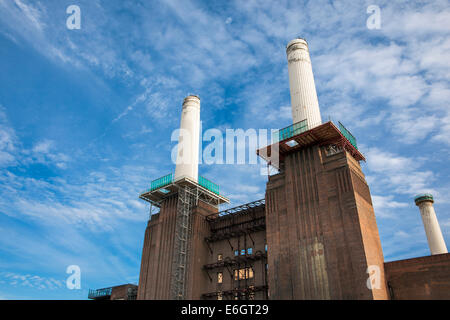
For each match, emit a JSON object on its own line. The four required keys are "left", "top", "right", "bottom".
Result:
{"left": 385, "top": 253, "right": 450, "bottom": 300}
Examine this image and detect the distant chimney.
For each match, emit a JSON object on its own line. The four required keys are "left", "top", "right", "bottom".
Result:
{"left": 174, "top": 95, "right": 200, "bottom": 182}
{"left": 414, "top": 194, "right": 448, "bottom": 255}
{"left": 286, "top": 38, "right": 322, "bottom": 129}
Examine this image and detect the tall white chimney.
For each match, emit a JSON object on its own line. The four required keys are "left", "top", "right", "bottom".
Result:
{"left": 174, "top": 95, "right": 200, "bottom": 182}
{"left": 414, "top": 194, "right": 448, "bottom": 255}
{"left": 286, "top": 38, "right": 322, "bottom": 128}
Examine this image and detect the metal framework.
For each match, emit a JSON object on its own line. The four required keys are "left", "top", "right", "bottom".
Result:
{"left": 140, "top": 175, "right": 229, "bottom": 209}
{"left": 203, "top": 251, "right": 267, "bottom": 270}
{"left": 171, "top": 185, "right": 198, "bottom": 300}
{"left": 202, "top": 199, "right": 269, "bottom": 300}
{"left": 206, "top": 199, "right": 265, "bottom": 221}
{"left": 205, "top": 199, "right": 266, "bottom": 244}
{"left": 202, "top": 285, "right": 268, "bottom": 300}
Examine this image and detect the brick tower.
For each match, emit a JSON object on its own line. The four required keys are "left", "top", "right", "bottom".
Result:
{"left": 256, "top": 38, "right": 389, "bottom": 300}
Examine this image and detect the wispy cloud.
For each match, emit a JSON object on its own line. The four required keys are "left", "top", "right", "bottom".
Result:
{"left": 0, "top": 272, "right": 64, "bottom": 290}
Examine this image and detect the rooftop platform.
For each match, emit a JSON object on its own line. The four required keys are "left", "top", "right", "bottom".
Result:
{"left": 257, "top": 120, "right": 365, "bottom": 169}
{"left": 139, "top": 173, "right": 229, "bottom": 207}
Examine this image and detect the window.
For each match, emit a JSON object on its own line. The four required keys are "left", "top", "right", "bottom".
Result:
{"left": 234, "top": 267, "right": 254, "bottom": 280}
{"left": 217, "top": 272, "right": 223, "bottom": 284}
{"left": 234, "top": 250, "right": 239, "bottom": 256}
{"left": 240, "top": 249, "right": 246, "bottom": 255}
{"left": 217, "top": 254, "right": 223, "bottom": 261}
{"left": 247, "top": 247, "right": 253, "bottom": 255}
{"left": 265, "top": 244, "right": 268, "bottom": 252}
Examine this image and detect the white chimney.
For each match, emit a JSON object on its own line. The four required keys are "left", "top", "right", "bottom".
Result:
{"left": 286, "top": 38, "right": 322, "bottom": 128}
{"left": 174, "top": 95, "right": 200, "bottom": 182}
{"left": 415, "top": 194, "right": 448, "bottom": 255}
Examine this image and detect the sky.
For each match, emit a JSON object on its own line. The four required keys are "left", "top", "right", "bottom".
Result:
{"left": 0, "top": 0, "right": 449, "bottom": 299}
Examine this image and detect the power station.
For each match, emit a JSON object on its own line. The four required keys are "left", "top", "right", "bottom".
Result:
{"left": 130, "top": 38, "right": 450, "bottom": 300}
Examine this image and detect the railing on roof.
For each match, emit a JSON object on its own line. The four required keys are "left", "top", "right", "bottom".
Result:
{"left": 88, "top": 287, "right": 112, "bottom": 299}
{"left": 141, "top": 173, "right": 220, "bottom": 195}
{"left": 198, "top": 175, "right": 219, "bottom": 195}
{"left": 272, "top": 118, "right": 358, "bottom": 150}
{"left": 338, "top": 121, "right": 358, "bottom": 150}
{"left": 150, "top": 173, "right": 173, "bottom": 191}
{"left": 273, "top": 119, "right": 308, "bottom": 143}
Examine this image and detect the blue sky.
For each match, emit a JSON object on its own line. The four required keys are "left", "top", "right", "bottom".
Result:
{"left": 0, "top": 0, "right": 449, "bottom": 299}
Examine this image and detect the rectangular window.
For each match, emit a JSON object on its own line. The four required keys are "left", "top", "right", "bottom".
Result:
{"left": 247, "top": 247, "right": 253, "bottom": 255}
{"left": 240, "top": 249, "right": 246, "bottom": 255}
{"left": 234, "top": 267, "right": 254, "bottom": 280}
{"left": 265, "top": 244, "right": 268, "bottom": 252}
{"left": 217, "top": 254, "right": 223, "bottom": 261}
{"left": 234, "top": 250, "right": 239, "bottom": 256}
{"left": 217, "top": 272, "right": 223, "bottom": 284}
{"left": 247, "top": 267, "right": 254, "bottom": 279}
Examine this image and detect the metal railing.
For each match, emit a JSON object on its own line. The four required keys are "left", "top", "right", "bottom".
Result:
{"left": 273, "top": 119, "right": 308, "bottom": 143}
{"left": 272, "top": 118, "right": 358, "bottom": 150}
{"left": 141, "top": 173, "right": 220, "bottom": 195}
{"left": 88, "top": 287, "right": 112, "bottom": 299}
{"left": 338, "top": 121, "right": 358, "bottom": 149}
{"left": 198, "top": 175, "right": 220, "bottom": 195}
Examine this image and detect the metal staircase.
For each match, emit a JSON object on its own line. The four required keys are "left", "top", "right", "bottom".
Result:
{"left": 171, "top": 185, "right": 197, "bottom": 300}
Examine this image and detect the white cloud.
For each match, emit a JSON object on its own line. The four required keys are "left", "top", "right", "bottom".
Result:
{"left": 32, "top": 140, "right": 53, "bottom": 154}
{"left": 372, "top": 195, "right": 409, "bottom": 219}
{"left": 0, "top": 105, "right": 17, "bottom": 168}
{"left": 364, "top": 147, "right": 436, "bottom": 196}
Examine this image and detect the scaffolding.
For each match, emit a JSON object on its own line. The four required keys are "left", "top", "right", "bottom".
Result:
{"left": 171, "top": 185, "right": 197, "bottom": 300}
{"left": 205, "top": 199, "right": 266, "bottom": 243}
{"left": 203, "top": 251, "right": 267, "bottom": 270}
{"left": 203, "top": 200, "right": 268, "bottom": 300}
{"left": 202, "top": 285, "right": 268, "bottom": 300}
